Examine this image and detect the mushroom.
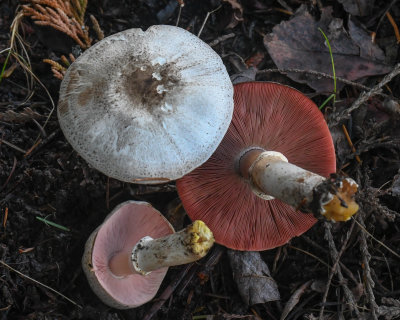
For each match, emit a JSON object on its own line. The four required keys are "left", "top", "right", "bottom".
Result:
{"left": 82, "top": 200, "right": 214, "bottom": 309}
{"left": 177, "top": 82, "right": 359, "bottom": 251}
{"left": 58, "top": 25, "right": 233, "bottom": 184}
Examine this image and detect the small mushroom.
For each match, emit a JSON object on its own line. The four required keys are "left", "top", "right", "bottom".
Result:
{"left": 177, "top": 82, "right": 359, "bottom": 251}
{"left": 82, "top": 200, "right": 214, "bottom": 309}
{"left": 58, "top": 25, "right": 233, "bottom": 184}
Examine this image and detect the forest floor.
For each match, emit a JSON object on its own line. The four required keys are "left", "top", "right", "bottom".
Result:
{"left": 1, "top": 0, "right": 400, "bottom": 319}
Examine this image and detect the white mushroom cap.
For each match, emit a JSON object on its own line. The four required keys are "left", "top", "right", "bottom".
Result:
{"left": 58, "top": 25, "right": 233, "bottom": 183}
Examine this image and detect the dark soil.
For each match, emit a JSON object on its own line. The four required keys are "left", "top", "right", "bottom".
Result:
{"left": 1, "top": 0, "right": 400, "bottom": 319}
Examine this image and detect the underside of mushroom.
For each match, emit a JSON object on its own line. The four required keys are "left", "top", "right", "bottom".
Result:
{"left": 177, "top": 81, "right": 359, "bottom": 251}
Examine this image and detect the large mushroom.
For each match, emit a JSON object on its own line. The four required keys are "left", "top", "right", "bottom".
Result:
{"left": 177, "top": 82, "right": 358, "bottom": 251}
{"left": 58, "top": 25, "right": 233, "bottom": 184}
{"left": 82, "top": 200, "right": 214, "bottom": 309}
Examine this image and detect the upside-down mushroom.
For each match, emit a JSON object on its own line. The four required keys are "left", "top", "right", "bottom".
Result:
{"left": 82, "top": 200, "right": 214, "bottom": 309}
{"left": 58, "top": 25, "right": 233, "bottom": 184}
{"left": 177, "top": 82, "right": 358, "bottom": 251}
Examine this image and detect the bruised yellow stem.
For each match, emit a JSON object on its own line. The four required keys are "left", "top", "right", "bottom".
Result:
{"left": 187, "top": 220, "right": 214, "bottom": 256}
{"left": 322, "top": 179, "right": 359, "bottom": 222}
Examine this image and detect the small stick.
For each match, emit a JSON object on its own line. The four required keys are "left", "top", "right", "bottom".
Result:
{"left": 142, "top": 246, "right": 224, "bottom": 320}
{"left": 319, "top": 219, "right": 356, "bottom": 319}
{"left": 25, "top": 129, "right": 60, "bottom": 159}
{"left": 257, "top": 68, "right": 375, "bottom": 92}
{"left": 24, "top": 138, "right": 42, "bottom": 157}
{"left": 2, "top": 207, "right": 8, "bottom": 228}
{"left": 0, "top": 138, "right": 26, "bottom": 153}
{"left": 342, "top": 124, "right": 362, "bottom": 164}
{"left": 357, "top": 212, "right": 379, "bottom": 320}
{"left": 175, "top": 0, "right": 184, "bottom": 27}
{"left": 0, "top": 259, "right": 82, "bottom": 309}
{"left": 329, "top": 63, "right": 400, "bottom": 128}
{"left": 386, "top": 12, "right": 400, "bottom": 43}
{"left": 321, "top": 222, "right": 361, "bottom": 318}
{"left": 197, "top": 5, "right": 222, "bottom": 38}
{"left": 208, "top": 33, "right": 235, "bottom": 47}
{"left": 0, "top": 156, "right": 17, "bottom": 192}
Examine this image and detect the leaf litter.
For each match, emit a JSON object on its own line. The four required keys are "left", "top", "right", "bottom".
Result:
{"left": 264, "top": 5, "right": 392, "bottom": 92}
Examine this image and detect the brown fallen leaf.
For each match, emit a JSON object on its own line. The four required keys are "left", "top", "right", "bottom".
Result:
{"left": 338, "top": 0, "right": 375, "bottom": 16}
{"left": 264, "top": 5, "right": 392, "bottom": 92}
{"left": 228, "top": 250, "right": 280, "bottom": 305}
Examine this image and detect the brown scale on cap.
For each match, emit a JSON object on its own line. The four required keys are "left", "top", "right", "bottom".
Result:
{"left": 121, "top": 63, "right": 181, "bottom": 113}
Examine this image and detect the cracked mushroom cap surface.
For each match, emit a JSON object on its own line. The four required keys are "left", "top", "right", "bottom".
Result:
{"left": 82, "top": 201, "right": 174, "bottom": 309}
{"left": 58, "top": 25, "right": 233, "bottom": 184}
{"left": 177, "top": 82, "right": 336, "bottom": 251}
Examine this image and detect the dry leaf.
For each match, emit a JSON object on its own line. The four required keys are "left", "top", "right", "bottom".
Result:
{"left": 228, "top": 250, "right": 280, "bottom": 305}
{"left": 338, "top": 0, "right": 375, "bottom": 16}
{"left": 264, "top": 5, "right": 392, "bottom": 92}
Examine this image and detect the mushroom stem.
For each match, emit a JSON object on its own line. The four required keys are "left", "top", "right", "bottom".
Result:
{"left": 109, "top": 220, "right": 214, "bottom": 277}
{"left": 240, "top": 149, "right": 359, "bottom": 221}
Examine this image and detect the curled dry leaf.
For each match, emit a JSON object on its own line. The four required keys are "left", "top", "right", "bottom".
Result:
{"left": 264, "top": 5, "right": 392, "bottom": 92}
{"left": 222, "top": 0, "right": 244, "bottom": 29}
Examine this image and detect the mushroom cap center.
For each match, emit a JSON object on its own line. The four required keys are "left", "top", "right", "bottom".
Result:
{"left": 121, "top": 62, "right": 180, "bottom": 116}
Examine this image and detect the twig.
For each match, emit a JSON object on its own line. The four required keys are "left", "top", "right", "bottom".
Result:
{"left": 25, "top": 129, "right": 60, "bottom": 159}
{"left": 342, "top": 124, "right": 362, "bottom": 164}
{"left": 329, "top": 63, "right": 400, "bottom": 128}
{"left": 374, "top": 0, "right": 399, "bottom": 38}
{"left": 0, "top": 157, "right": 17, "bottom": 192}
{"left": 319, "top": 219, "right": 356, "bottom": 319}
{"left": 288, "top": 245, "right": 330, "bottom": 269}
{"left": 197, "top": 5, "right": 222, "bottom": 38}
{"left": 257, "top": 68, "right": 375, "bottom": 92}
{"left": 208, "top": 33, "right": 235, "bottom": 47}
{"left": 386, "top": 12, "right": 400, "bottom": 43}
{"left": 357, "top": 212, "right": 379, "bottom": 319}
{"left": 175, "top": 0, "right": 184, "bottom": 27}
{"left": 0, "top": 138, "right": 27, "bottom": 153}
{"left": 142, "top": 246, "right": 223, "bottom": 320}
{"left": 322, "top": 222, "right": 361, "bottom": 318}
{"left": 0, "top": 259, "right": 82, "bottom": 309}
{"left": 352, "top": 216, "right": 400, "bottom": 260}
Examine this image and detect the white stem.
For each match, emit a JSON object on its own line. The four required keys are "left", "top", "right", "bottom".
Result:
{"left": 249, "top": 152, "right": 328, "bottom": 208}
{"left": 239, "top": 149, "right": 359, "bottom": 220}
{"left": 109, "top": 220, "right": 214, "bottom": 277}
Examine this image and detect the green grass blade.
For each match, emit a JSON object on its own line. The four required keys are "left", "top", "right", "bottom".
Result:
{"left": 36, "top": 216, "right": 70, "bottom": 232}
{"left": 319, "top": 93, "right": 336, "bottom": 110}
{"left": 318, "top": 28, "right": 337, "bottom": 109}
{"left": 0, "top": 49, "right": 12, "bottom": 85}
